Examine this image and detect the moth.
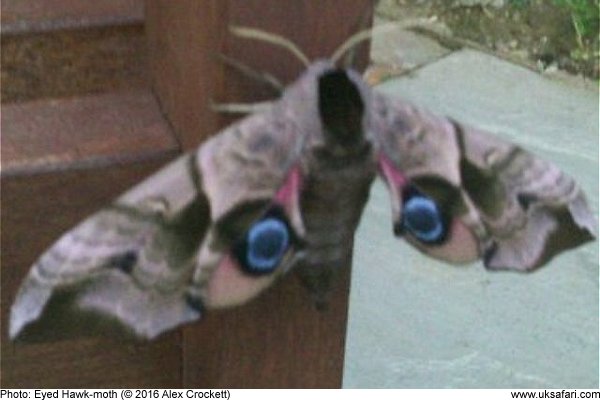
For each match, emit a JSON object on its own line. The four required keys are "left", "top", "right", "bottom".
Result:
{"left": 9, "top": 27, "right": 596, "bottom": 340}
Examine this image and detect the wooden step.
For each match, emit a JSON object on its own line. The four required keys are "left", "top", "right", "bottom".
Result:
{"left": 1, "top": 24, "right": 145, "bottom": 104}
{"left": 2, "top": 90, "right": 177, "bottom": 176}
{"left": 2, "top": 0, "right": 144, "bottom": 34}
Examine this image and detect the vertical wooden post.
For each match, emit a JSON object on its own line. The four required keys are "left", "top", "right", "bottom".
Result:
{"left": 145, "top": 0, "right": 373, "bottom": 148}
{"left": 145, "top": 0, "right": 373, "bottom": 388}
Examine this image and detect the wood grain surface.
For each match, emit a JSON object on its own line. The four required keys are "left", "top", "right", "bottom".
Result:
{"left": 2, "top": 0, "right": 374, "bottom": 388}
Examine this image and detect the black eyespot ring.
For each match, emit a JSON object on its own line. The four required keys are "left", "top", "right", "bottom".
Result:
{"left": 401, "top": 187, "right": 446, "bottom": 244}
{"left": 232, "top": 207, "right": 294, "bottom": 275}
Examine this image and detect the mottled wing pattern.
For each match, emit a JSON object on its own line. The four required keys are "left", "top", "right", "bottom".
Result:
{"left": 10, "top": 155, "right": 210, "bottom": 339}
{"left": 371, "top": 93, "right": 596, "bottom": 271}
{"left": 10, "top": 107, "right": 306, "bottom": 340}
{"left": 198, "top": 107, "right": 304, "bottom": 221}
{"left": 456, "top": 123, "right": 595, "bottom": 269}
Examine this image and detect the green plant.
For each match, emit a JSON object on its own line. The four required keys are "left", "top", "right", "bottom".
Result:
{"left": 507, "top": 0, "right": 531, "bottom": 8}
{"left": 552, "top": 0, "right": 599, "bottom": 51}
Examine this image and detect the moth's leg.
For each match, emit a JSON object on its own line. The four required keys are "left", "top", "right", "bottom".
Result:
{"left": 216, "top": 54, "right": 284, "bottom": 94}
{"left": 210, "top": 100, "right": 274, "bottom": 115}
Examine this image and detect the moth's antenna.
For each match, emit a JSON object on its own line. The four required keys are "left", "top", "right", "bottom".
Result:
{"left": 330, "top": 24, "right": 397, "bottom": 65}
{"left": 330, "top": 20, "right": 434, "bottom": 66}
{"left": 230, "top": 26, "right": 310, "bottom": 68}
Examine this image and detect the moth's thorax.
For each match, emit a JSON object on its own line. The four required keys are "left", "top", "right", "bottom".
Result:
{"left": 281, "top": 60, "right": 373, "bottom": 151}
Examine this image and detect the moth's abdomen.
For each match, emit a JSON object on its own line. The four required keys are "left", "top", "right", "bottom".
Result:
{"left": 295, "top": 154, "right": 375, "bottom": 302}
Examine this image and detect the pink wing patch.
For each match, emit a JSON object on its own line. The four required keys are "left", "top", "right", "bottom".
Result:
{"left": 378, "top": 153, "right": 480, "bottom": 265}
{"left": 378, "top": 153, "right": 408, "bottom": 224}
{"left": 204, "top": 166, "right": 304, "bottom": 309}
{"left": 205, "top": 255, "right": 278, "bottom": 308}
{"left": 405, "top": 218, "right": 480, "bottom": 264}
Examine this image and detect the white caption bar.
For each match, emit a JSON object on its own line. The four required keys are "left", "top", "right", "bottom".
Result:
{"left": 1, "top": 389, "right": 599, "bottom": 400}
{"left": 0, "top": 391, "right": 229, "bottom": 400}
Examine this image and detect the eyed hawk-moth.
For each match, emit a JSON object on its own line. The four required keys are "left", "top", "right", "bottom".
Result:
{"left": 9, "top": 28, "right": 596, "bottom": 340}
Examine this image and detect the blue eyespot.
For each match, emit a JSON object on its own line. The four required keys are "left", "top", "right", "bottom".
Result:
{"left": 402, "top": 194, "right": 445, "bottom": 243}
{"left": 240, "top": 217, "right": 290, "bottom": 274}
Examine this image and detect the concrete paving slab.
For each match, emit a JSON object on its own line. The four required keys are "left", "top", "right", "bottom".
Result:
{"left": 343, "top": 49, "right": 599, "bottom": 388}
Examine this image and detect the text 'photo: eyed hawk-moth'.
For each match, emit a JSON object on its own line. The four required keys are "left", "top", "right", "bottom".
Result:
{"left": 9, "top": 26, "right": 597, "bottom": 340}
